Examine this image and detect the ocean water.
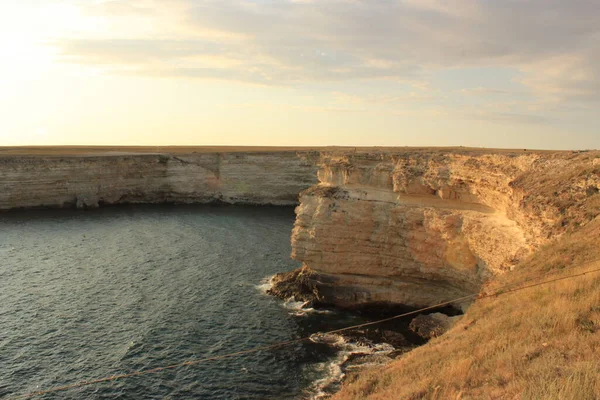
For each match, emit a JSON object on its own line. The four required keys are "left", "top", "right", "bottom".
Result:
{"left": 0, "top": 205, "right": 394, "bottom": 400}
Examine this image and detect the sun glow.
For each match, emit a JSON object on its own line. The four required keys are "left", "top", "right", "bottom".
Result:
{"left": 0, "top": 1, "right": 597, "bottom": 149}
{"left": 0, "top": 2, "right": 104, "bottom": 84}
{"left": 0, "top": 37, "right": 54, "bottom": 84}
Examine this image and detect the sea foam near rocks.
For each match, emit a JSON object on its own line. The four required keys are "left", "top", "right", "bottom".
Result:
{"left": 282, "top": 298, "right": 334, "bottom": 316}
{"left": 305, "top": 333, "right": 396, "bottom": 399}
{"left": 256, "top": 275, "right": 275, "bottom": 293}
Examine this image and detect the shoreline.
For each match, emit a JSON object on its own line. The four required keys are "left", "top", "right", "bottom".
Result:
{"left": 260, "top": 274, "right": 454, "bottom": 400}
{"left": 3, "top": 146, "right": 598, "bottom": 399}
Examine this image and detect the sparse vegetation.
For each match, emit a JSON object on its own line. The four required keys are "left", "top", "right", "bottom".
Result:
{"left": 334, "top": 217, "right": 600, "bottom": 400}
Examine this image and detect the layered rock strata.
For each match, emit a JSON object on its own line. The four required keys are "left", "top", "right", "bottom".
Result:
{"left": 275, "top": 150, "right": 600, "bottom": 310}
{"left": 3, "top": 148, "right": 597, "bottom": 312}
{"left": 0, "top": 152, "right": 318, "bottom": 210}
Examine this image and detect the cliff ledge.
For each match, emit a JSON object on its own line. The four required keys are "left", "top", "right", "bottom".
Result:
{"left": 272, "top": 149, "right": 600, "bottom": 310}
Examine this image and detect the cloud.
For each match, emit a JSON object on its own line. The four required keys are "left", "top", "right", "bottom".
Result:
{"left": 519, "top": 51, "right": 600, "bottom": 103}
{"left": 400, "top": 0, "right": 481, "bottom": 18}
{"left": 59, "top": 39, "right": 233, "bottom": 63}
{"left": 217, "top": 101, "right": 366, "bottom": 114}
{"left": 330, "top": 91, "right": 436, "bottom": 107}
{"left": 83, "top": 0, "right": 154, "bottom": 16}
{"left": 459, "top": 87, "right": 508, "bottom": 95}
{"left": 462, "top": 110, "right": 550, "bottom": 125}
{"left": 54, "top": 0, "right": 600, "bottom": 102}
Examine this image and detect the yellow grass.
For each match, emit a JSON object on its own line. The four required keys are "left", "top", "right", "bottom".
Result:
{"left": 1, "top": 146, "right": 596, "bottom": 399}
{"left": 334, "top": 217, "right": 600, "bottom": 400}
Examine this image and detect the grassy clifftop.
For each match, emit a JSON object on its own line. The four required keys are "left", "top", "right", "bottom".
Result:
{"left": 335, "top": 216, "right": 600, "bottom": 399}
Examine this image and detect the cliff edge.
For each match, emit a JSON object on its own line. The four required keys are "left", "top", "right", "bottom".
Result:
{"left": 272, "top": 149, "right": 599, "bottom": 310}
{"left": 0, "top": 151, "right": 318, "bottom": 210}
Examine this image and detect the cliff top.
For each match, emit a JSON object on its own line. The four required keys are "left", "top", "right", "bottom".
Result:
{"left": 0, "top": 145, "right": 586, "bottom": 157}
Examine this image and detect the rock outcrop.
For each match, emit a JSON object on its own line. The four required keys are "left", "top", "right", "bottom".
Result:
{"left": 274, "top": 150, "right": 600, "bottom": 310}
{"left": 267, "top": 266, "right": 322, "bottom": 307}
{"left": 3, "top": 148, "right": 598, "bottom": 313}
{"left": 0, "top": 152, "right": 318, "bottom": 210}
{"left": 409, "top": 313, "right": 461, "bottom": 339}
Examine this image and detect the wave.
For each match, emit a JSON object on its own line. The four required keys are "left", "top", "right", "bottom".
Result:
{"left": 305, "top": 333, "right": 396, "bottom": 399}
{"left": 257, "top": 275, "right": 334, "bottom": 316}
{"left": 0, "top": 244, "right": 15, "bottom": 253}
{"left": 282, "top": 298, "right": 334, "bottom": 316}
{"left": 257, "top": 274, "right": 402, "bottom": 399}
{"left": 255, "top": 275, "right": 274, "bottom": 293}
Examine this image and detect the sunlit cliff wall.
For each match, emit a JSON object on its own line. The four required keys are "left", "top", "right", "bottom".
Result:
{"left": 0, "top": 152, "right": 318, "bottom": 210}
{"left": 3, "top": 149, "right": 598, "bottom": 312}
{"left": 289, "top": 150, "right": 600, "bottom": 309}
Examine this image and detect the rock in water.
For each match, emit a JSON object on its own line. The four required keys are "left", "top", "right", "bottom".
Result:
{"left": 267, "top": 266, "right": 322, "bottom": 307}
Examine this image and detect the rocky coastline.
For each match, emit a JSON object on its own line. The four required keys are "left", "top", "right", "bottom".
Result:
{"left": 4, "top": 148, "right": 597, "bottom": 314}
{"left": 263, "top": 148, "right": 599, "bottom": 398}
{"left": 272, "top": 149, "right": 599, "bottom": 313}
{"left": 2, "top": 147, "right": 598, "bottom": 398}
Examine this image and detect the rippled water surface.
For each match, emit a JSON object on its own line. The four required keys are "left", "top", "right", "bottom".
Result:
{"left": 0, "top": 205, "right": 366, "bottom": 399}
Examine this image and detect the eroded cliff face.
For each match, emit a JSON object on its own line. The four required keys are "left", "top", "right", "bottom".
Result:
{"left": 3, "top": 148, "right": 598, "bottom": 311}
{"left": 0, "top": 152, "right": 318, "bottom": 210}
{"left": 285, "top": 150, "right": 600, "bottom": 310}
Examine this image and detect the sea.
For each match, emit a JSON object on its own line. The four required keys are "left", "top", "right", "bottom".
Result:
{"left": 0, "top": 205, "right": 405, "bottom": 400}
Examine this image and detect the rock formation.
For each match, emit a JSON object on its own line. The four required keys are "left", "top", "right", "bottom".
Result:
{"left": 0, "top": 152, "right": 318, "bottom": 210}
{"left": 2, "top": 148, "right": 598, "bottom": 313}
{"left": 409, "top": 313, "right": 461, "bottom": 339}
{"left": 274, "top": 150, "right": 600, "bottom": 310}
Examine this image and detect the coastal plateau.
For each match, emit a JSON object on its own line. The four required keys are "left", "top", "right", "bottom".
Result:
{"left": 271, "top": 149, "right": 600, "bottom": 311}
{"left": 3, "top": 147, "right": 598, "bottom": 313}
{"left": 2, "top": 146, "right": 599, "bottom": 398}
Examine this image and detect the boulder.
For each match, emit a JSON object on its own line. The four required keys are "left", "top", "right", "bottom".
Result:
{"left": 266, "top": 266, "right": 322, "bottom": 306}
{"left": 409, "top": 312, "right": 461, "bottom": 340}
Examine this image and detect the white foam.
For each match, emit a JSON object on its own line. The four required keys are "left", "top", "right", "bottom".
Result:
{"left": 282, "top": 299, "right": 335, "bottom": 316}
{"left": 283, "top": 298, "right": 308, "bottom": 310}
{"left": 255, "top": 275, "right": 275, "bottom": 293}
{"left": 257, "top": 275, "right": 336, "bottom": 315}
{"left": 305, "top": 333, "right": 396, "bottom": 399}
{"left": 309, "top": 359, "right": 345, "bottom": 399}
{"left": 258, "top": 275, "right": 396, "bottom": 398}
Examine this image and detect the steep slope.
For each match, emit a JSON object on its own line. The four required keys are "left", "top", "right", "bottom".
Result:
{"left": 272, "top": 150, "right": 599, "bottom": 310}
{"left": 282, "top": 149, "right": 599, "bottom": 399}
{"left": 0, "top": 152, "right": 318, "bottom": 209}
{"left": 334, "top": 216, "right": 600, "bottom": 400}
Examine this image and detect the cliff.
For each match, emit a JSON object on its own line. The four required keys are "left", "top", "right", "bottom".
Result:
{"left": 275, "top": 149, "right": 600, "bottom": 310}
{"left": 3, "top": 146, "right": 597, "bottom": 399}
{"left": 0, "top": 151, "right": 318, "bottom": 210}
{"left": 3, "top": 148, "right": 598, "bottom": 313}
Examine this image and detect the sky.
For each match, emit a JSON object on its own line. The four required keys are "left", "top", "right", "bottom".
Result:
{"left": 0, "top": 0, "right": 599, "bottom": 149}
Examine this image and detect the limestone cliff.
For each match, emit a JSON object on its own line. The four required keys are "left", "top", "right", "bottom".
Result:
{"left": 3, "top": 148, "right": 598, "bottom": 312}
{"left": 0, "top": 152, "right": 318, "bottom": 210}
{"left": 279, "top": 150, "right": 600, "bottom": 310}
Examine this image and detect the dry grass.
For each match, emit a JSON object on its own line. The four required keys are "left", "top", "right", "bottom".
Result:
{"left": 334, "top": 217, "right": 600, "bottom": 400}
{"left": 511, "top": 152, "right": 600, "bottom": 235}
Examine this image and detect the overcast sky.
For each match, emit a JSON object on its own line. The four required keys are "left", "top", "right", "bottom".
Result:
{"left": 1, "top": 0, "right": 599, "bottom": 149}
